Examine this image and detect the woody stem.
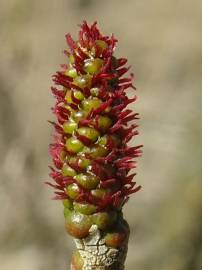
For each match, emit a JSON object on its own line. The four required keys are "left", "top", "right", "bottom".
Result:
{"left": 70, "top": 222, "right": 130, "bottom": 270}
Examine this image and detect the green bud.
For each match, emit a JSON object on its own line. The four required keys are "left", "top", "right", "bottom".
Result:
{"left": 75, "top": 173, "right": 99, "bottom": 190}
{"left": 81, "top": 98, "right": 102, "bottom": 113}
{"left": 105, "top": 230, "right": 127, "bottom": 248}
{"left": 62, "top": 164, "right": 77, "bottom": 177}
{"left": 92, "top": 211, "right": 118, "bottom": 230}
{"left": 63, "top": 121, "right": 78, "bottom": 134}
{"left": 73, "top": 202, "right": 97, "bottom": 215}
{"left": 69, "top": 156, "right": 91, "bottom": 170}
{"left": 83, "top": 58, "right": 103, "bottom": 74}
{"left": 87, "top": 145, "right": 109, "bottom": 158}
{"left": 65, "top": 137, "right": 84, "bottom": 153}
{"left": 97, "top": 116, "right": 113, "bottom": 132}
{"left": 77, "top": 157, "right": 91, "bottom": 169}
{"left": 66, "top": 183, "right": 80, "bottom": 200}
{"left": 65, "top": 68, "right": 77, "bottom": 78}
{"left": 72, "top": 111, "right": 87, "bottom": 122}
{"left": 73, "top": 90, "right": 84, "bottom": 101}
{"left": 65, "top": 211, "right": 92, "bottom": 239}
{"left": 105, "top": 219, "right": 129, "bottom": 248}
{"left": 77, "top": 127, "right": 100, "bottom": 142}
{"left": 73, "top": 75, "right": 92, "bottom": 89}
{"left": 99, "top": 134, "right": 121, "bottom": 147}
{"left": 91, "top": 188, "right": 110, "bottom": 199}
{"left": 63, "top": 198, "right": 73, "bottom": 209}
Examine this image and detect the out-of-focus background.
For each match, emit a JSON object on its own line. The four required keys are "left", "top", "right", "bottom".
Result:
{"left": 0, "top": 1, "right": 201, "bottom": 269}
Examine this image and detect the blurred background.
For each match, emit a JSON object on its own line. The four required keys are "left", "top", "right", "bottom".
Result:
{"left": 0, "top": 0, "right": 201, "bottom": 269}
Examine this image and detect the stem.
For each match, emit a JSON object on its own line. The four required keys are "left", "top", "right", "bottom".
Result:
{"left": 70, "top": 221, "right": 130, "bottom": 270}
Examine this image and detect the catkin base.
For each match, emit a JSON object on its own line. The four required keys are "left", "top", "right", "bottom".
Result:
{"left": 71, "top": 223, "right": 129, "bottom": 270}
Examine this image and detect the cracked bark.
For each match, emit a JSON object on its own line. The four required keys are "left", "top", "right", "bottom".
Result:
{"left": 70, "top": 222, "right": 130, "bottom": 270}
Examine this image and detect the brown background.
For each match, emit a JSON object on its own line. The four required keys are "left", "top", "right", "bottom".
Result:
{"left": 0, "top": 1, "right": 201, "bottom": 269}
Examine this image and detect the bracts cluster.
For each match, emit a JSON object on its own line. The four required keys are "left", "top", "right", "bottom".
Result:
{"left": 47, "top": 21, "right": 142, "bottom": 268}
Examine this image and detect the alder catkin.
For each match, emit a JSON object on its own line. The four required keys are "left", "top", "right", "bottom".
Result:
{"left": 47, "top": 21, "right": 142, "bottom": 269}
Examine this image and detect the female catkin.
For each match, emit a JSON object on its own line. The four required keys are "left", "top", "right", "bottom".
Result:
{"left": 47, "top": 21, "right": 142, "bottom": 270}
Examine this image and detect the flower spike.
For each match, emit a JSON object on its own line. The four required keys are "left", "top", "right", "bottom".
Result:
{"left": 48, "top": 21, "right": 142, "bottom": 270}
